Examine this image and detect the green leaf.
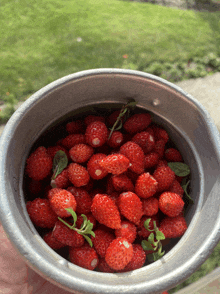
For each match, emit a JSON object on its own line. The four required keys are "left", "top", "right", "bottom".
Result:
{"left": 144, "top": 218, "right": 151, "bottom": 230}
{"left": 152, "top": 251, "right": 165, "bottom": 261}
{"left": 141, "top": 240, "right": 154, "bottom": 251}
{"left": 156, "top": 230, "right": 165, "bottom": 241}
{"left": 83, "top": 235, "right": 93, "bottom": 247}
{"left": 168, "top": 162, "right": 190, "bottom": 177}
{"left": 148, "top": 232, "right": 155, "bottom": 244}
{"left": 52, "top": 150, "right": 68, "bottom": 179}
{"left": 65, "top": 208, "right": 77, "bottom": 226}
{"left": 182, "top": 179, "right": 194, "bottom": 203}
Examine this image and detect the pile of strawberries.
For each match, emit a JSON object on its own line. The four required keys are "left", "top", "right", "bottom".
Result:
{"left": 25, "top": 107, "right": 189, "bottom": 273}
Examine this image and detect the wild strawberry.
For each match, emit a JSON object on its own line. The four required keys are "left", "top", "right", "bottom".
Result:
{"left": 123, "top": 113, "right": 152, "bottom": 134}
{"left": 132, "top": 131, "right": 155, "bottom": 154}
{"left": 26, "top": 198, "right": 57, "bottom": 228}
{"left": 52, "top": 220, "right": 85, "bottom": 247}
{"left": 118, "top": 192, "right": 143, "bottom": 225}
{"left": 91, "top": 194, "right": 121, "bottom": 229}
{"left": 69, "top": 243, "right": 99, "bottom": 270}
{"left": 142, "top": 197, "right": 159, "bottom": 216}
{"left": 87, "top": 153, "right": 108, "bottom": 180}
{"left": 159, "top": 192, "right": 185, "bottom": 217}
{"left": 76, "top": 213, "right": 96, "bottom": 229}
{"left": 154, "top": 139, "right": 166, "bottom": 159}
{"left": 107, "top": 131, "right": 124, "bottom": 148}
{"left": 107, "top": 192, "right": 120, "bottom": 206}
{"left": 67, "top": 163, "right": 90, "bottom": 187}
{"left": 120, "top": 141, "right": 145, "bottom": 174}
{"left": 105, "top": 237, "right": 133, "bottom": 271}
{"left": 153, "top": 165, "right": 175, "bottom": 192}
{"left": 67, "top": 187, "right": 92, "bottom": 214}
{"left": 60, "top": 134, "right": 86, "bottom": 150}
{"left": 49, "top": 189, "right": 77, "bottom": 218}
{"left": 159, "top": 215, "right": 187, "bottom": 239}
{"left": 99, "top": 153, "right": 130, "bottom": 175}
{"left": 165, "top": 148, "right": 183, "bottom": 162}
{"left": 119, "top": 244, "right": 146, "bottom": 272}
{"left": 66, "top": 120, "right": 85, "bottom": 134}
{"left": 43, "top": 231, "right": 66, "bottom": 250}
{"left": 144, "top": 152, "right": 159, "bottom": 169}
{"left": 157, "top": 159, "right": 168, "bottom": 168}
{"left": 98, "top": 258, "right": 115, "bottom": 273}
{"left": 69, "top": 143, "right": 94, "bottom": 163}
{"left": 53, "top": 168, "right": 71, "bottom": 189}
{"left": 115, "top": 221, "right": 137, "bottom": 243}
{"left": 91, "top": 228, "right": 115, "bottom": 258}
{"left": 169, "top": 180, "right": 184, "bottom": 197}
{"left": 26, "top": 146, "right": 53, "bottom": 181}
{"left": 46, "top": 187, "right": 63, "bottom": 200}
{"left": 84, "top": 115, "right": 105, "bottom": 126}
{"left": 47, "top": 145, "right": 69, "bottom": 159}
{"left": 111, "top": 174, "right": 134, "bottom": 192}
{"left": 137, "top": 215, "right": 159, "bottom": 239}
{"left": 85, "top": 121, "right": 108, "bottom": 147}
{"left": 151, "top": 125, "right": 169, "bottom": 143}
{"left": 135, "top": 172, "right": 158, "bottom": 199}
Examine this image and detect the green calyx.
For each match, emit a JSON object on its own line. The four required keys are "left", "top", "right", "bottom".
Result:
{"left": 58, "top": 208, "right": 95, "bottom": 247}
{"left": 51, "top": 150, "right": 68, "bottom": 187}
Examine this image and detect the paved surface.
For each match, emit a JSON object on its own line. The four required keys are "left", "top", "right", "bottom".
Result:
{"left": 0, "top": 73, "right": 220, "bottom": 293}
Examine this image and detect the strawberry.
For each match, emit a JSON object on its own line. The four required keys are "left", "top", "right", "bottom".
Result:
{"left": 85, "top": 121, "right": 108, "bottom": 147}
{"left": 135, "top": 172, "right": 158, "bottom": 199}
{"left": 105, "top": 237, "right": 133, "bottom": 271}
{"left": 47, "top": 145, "right": 69, "bottom": 160}
{"left": 67, "top": 187, "right": 92, "bottom": 214}
{"left": 69, "top": 143, "right": 94, "bottom": 163}
{"left": 91, "top": 194, "right": 121, "bottom": 229}
{"left": 26, "top": 146, "right": 53, "bottom": 181}
{"left": 153, "top": 165, "right": 175, "bottom": 192}
{"left": 99, "top": 153, "right": 130, "bottom": 175}
{"left": 87, "top": 153, "right": 108, "bottom": 180}
{"left": 107, "top": 110, "right": 126, "bottom": 127}
{"left": 66, "top": 120, "right": 85, "bottom": 134}
{"left": 53, "top": 168, "right": 71, "bottom": 189}
{"left": 123, "top": 113, "right": 152, "bottom": 134}
{"left": 69, "top": 243, "right": 99, "bottom": 270}
{"left": 132, "top": 131, "right": 155, "bottom": 154}
{"left": 119, "top": 244, "right": 146, "bottom": 272}
{"left": 67, "top": 163, "right": 90, "bottom": 187}
{"left": 26, "top": 198, "right": 57, "bottom": 228}
{"left": 60, "top": 134, "right": 86, "bottom": 150}
{"left": 52, "top": 220, "right": 85, "bottom": 247}
{"left": 120, "top": 141, "right": 145, "bottom": 174}
{"left": 91, "top": 228, "right": 115, "bottom": 258}
{"left": 98, "top": 258, "right": 115, "bottom": 273}
{"left": 142, "top": 197, "right": 159, "bottom": 216}
{"left": 159, "top": 192, "right": 185, "bottom": 217}
{"left": 144, "top": 152, "right": 159, "bottom": 169}
{"left": 111, "top": 174, "right": 134, "bottom": 192}
{"left": 43, "top": 231, "right": 66, "bottom": 250}
{"left": 84, "top": 115, "right": 105, "bottom": 126}
{"left": 151, "top": 125, "right": 169, "bottom": 143}
{"left": 107, "top": 131, "right": 124, "bottom": 148}
{"left": 137, "top": 215, "right": 159, "bottom": 239}
{"left": 165, "top": 148, "right": 183, "bottom": 162}
{"left": 169, "top": 179, "right": 184, "bottom": 197}
{"left": 118, "top": 192, "right": 143, "bottom": 225}
{"left": 154, "top": 139, "right": 166, "bottom": 159}
{"left": 46, "top": 187, "right": 63, "bottom": 200}
{"left": 115, "top": 220, "right": 137, "bottom": 243}
{"left": 49, "top": 189, "right": 77, "bottom": 218}
{"left": 159, "top": 215, "right": 187, "bottom": 239}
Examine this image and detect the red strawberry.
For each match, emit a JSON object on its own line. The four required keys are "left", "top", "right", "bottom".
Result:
{"left": 119, "top": 244, "right": 146, "bottom": 272}
{"left": 85, "top": 121, "right": 108, "bottom": 147}
{"left": 67, "top": 163, "right": 90, "bottom": 187}
{"left": 52, "top": 220, "right": 85, "bottom": 247}
{"left": 69, "top": 143, "right": 94, "bottom": 163}
{"left": 26, "top": 146, "right": 53, "bottom": 181}
{"left": 49, "top": 189, "right": 77, "bottom": 218}
{"left": 91, "top": 194, "right": 121, "bottom": 229}
{"left": 144, "top": 152, "right": 159, "bottom": 169}
{"left": 98, "top": 258, "right": 115, "bottom": 273}
{"left": 154, "top": 139, "right": 166, "bottom": 159}
{"left": 47, "top": 145, "right": 69, "bottom": 160}
{"left": 69, "top": 243, "right": 99, "bottom": 270}
{"left": 107, "top": 131, "right": 124, "bottom": 148}
{"left": 46, "top": 187, "right": 63, "bottom": 200}
{"left": 165, "top": 148, "right": 183, "bottom": 162}
{"left": 66, "top": 120, "right": 85, "bottom": 134}
{"left": 91, "top": 229, "right": 115, "bottom": 258}
{"left": 111, "top": 174, "right": 134, "bottom": 192}
{"left": 107, "top": 110, "right": 126, "bottom": 127}
{"left": 118, "top": 192, "right": 143, "bottom": 225}
{"left": 142, "top": 197, "right": 159, "bottom": 216}
{"left": 84, "top": 115, "right": 105, "bottom": 126}
{"left": 26, "top": 198, "right": 57, "bottom": 228}
{"left": 105, "top": 237, "right": 133, "bottom": 271}
{"left": 67, "top": 187, "right": 92, "bottom": 214}
{"left": 99, "top": 153, "right": 130, "bottom": 175}
{"left": 123, "top": 113, "right": 152, "bottom": 134}
{"left": 151, "top": 125, "right": 169, "bottom": 143}
{"left": 169, "top": 179, "right": 184, "bottom": 197}
{"left": 132, "top": 131, "right": 155, "bottom": 154}
{"left": 137, "top": 215, "right": 159, "bottom": 239}
{"left": 43, "top": 231, "right": 66, "bottom": 250}
{"left": 120, "top": 141, "right": 145, "bottom": 174}
{"left": 53, "top": 168, "right": 71, "bottom": 189}
{"left": 153, "top": 165, "right": 175, "bottom": 192}
{"left": 157, "top": 159, "right": 168, "bottom": 168}
{"left": 60, "top": 134, "right": 86, "bottom": 150}
{"left": 135, "top": 172, "right": 158, "bottom": 199}
{"left": 159, "top": 215, "right": 187, "bottom": 238}
{"left": 159, "top": 192, "right": 185, "bottom": 217}
{"left": 87, "top": 153, "right": 108, "bottom": 180}
{"left": 115, "top": 221, "right": 137, "bottom": 243}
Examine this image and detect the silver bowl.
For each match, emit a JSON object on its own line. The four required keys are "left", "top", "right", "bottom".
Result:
{"left": 0, "top": 69, "right": 220, "bottom": 294}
